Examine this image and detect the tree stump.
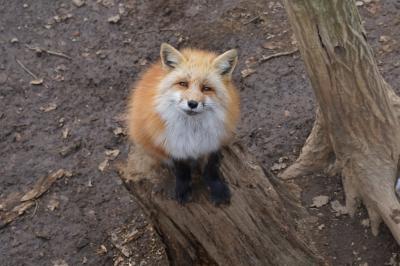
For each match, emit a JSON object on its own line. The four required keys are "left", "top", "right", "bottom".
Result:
{"left": 120, "top": 142, "right": 323, "bottom": 265}
{"left": 282, "top": 0, "right": 400, "bottom": 242}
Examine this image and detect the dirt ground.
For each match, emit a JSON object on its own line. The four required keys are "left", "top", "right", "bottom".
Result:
{"left": 1, "top": 0, "right": 400, "bottom": 265}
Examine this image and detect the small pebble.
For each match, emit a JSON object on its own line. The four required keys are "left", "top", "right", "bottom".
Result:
{"left": 108, "top": 14, "right": 120, "bottom": 23}
{"left": 356, "top": 1, "right": 364, "bottom": 6}
{"left": 72, "top": 0, "right": 85, "bottom": 7}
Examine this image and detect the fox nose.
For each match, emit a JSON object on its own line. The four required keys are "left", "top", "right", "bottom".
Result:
{"left": 187, "top": 100, "right": 199, "bottom": 109}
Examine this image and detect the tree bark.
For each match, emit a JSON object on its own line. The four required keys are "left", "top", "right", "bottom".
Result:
{"left": 282, "top": 0, "right": 400, "bottom": 242}
{"left": 120, "top": 142, "right": 324, "bottom": 265}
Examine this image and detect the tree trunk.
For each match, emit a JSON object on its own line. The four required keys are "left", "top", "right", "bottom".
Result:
{"left": 282, "top": 0, "right": 400, "bottom": 242}
{"left": 120, "top": 142, "right": 324, "bottom": 265}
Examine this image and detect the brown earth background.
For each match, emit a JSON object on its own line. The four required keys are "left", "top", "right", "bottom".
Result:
{"left": 1, "top": 0, "right": 400, "bottom": 265}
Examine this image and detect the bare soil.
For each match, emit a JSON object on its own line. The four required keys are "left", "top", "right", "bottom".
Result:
{"left": 1, "top": 0, "right": 400, "bottom": 265}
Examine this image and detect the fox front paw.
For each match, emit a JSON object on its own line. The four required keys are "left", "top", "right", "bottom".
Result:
{"left": 208, "top": 180, "right": 230, "bottom": 206}
{"left": 175, "top": 183, "right": 192, "bottom": 204}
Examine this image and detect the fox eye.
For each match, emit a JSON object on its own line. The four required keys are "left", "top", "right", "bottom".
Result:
{"left": 178, "top": 81, "right": 188, "bottom": 87}
{"left": 202, "top": 86, "right": 213, "bottom": 92}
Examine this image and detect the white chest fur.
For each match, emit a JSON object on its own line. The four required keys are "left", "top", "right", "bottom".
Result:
{"left": 156, "top": 103, "right": 227, "bottom": 160}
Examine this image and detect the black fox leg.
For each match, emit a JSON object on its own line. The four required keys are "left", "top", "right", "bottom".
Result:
{"left": 173, "top": 159, "right": 192, "bottom": 204}
{"left": 203, "top": 151, "right": 230, "bottom": 205}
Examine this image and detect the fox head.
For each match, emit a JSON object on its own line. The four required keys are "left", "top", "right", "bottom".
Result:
{"left": 155, "top": 43, "right": 238, "bottom": 119}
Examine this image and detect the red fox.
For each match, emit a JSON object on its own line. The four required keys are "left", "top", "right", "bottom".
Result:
{"left": 127, "top": 43, "right": 240, "bottom": 204}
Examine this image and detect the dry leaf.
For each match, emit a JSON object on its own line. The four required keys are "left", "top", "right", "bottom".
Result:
{"left": 53, "top": 74, "right": 64, "bottom": 82}
{"left": 113, "top": 127, "right": 126, "bottom": 136}
{"left": 0, "top": 191, "right": 23, "bottom": 212}
{"left": 262, "top": 41, "right": 282, "bottom": 50}
{"left": 119, "top": 4, "right": 126, "bottom": 15}
{"left": 361, "top": 218, "right": 370, "bottom": 228}
{"left": 290, "top": 33, "right": 298, "bottom": 45}
{"left": 114, "top": 256, "right": 124, "bottom": 266}
{"left": 139, "top": 58, "right": 148, "bottom": 66}
{"left": 387, "top": 253, "right": 398, "bottom": 266}
{"left": 47, "top": 198, "right": 60, "bottom": 211}
{"left": 0, "top": 201, "right": 35, "bottom": 229}
{"left": 14, "top": 133, "right": 22, "bottom": 142}
{"left": 40, "top": 103, "right": 57, "bottom": 112}
{"left": 30, "top": 78, "right": 44, "bottom": 85}
{"left": 270, "top": 162, "right": 287, "bottom": 171}
{"left": 98, "top": 159, "right": 109, "bottom": 172}
{"left": 366, "top": 2, "right": 381, "bottom": 15}
{"left": 60, "top": 141, "right": 81, "bottom": 157}
{"left": 382, "top": 44, "right": 393, "bottom": 53}
{"left": 15, "top": 201, "right": 34, "bottom": 215}
{"left": 101, "top": 0, "right": 115, "bottom": 7}
{"left": 62, "top": 128, "right": 70, "bottom": 139}
{"left": 379, "top": 35, "right": 391, "bottom": 43}
{"left": 330, "top": 200, "right": 348, "bottom": 216}
{"left": 87, "top": 178, "right": 93, "bottom": 187}
{"left": 278, "top": 156, "right": 288, "bottom": 163}
{"left": 284, "top": 110, "right": 290, "bottom": 117}
{"left": 53, "top": 13, "right": 73, "bottom": 23}
{"left": 21, "top": 169, "right": 67, "bottom": 202}
{"left": 72, "top": 0, "right": 85, "bottom": 7}
{"left": 108, "top": 14, "right": 120, "bottom": 23}
{"left": 310, "top": 195, "right": 329, "bottom": 208}
{"left": 105, "top": 149, "right": 120, "bottom": 160}
{"left": 97, "top": 244, "right": 108, "bottom": 255}
{"left": 111, "top": 224, "right": 143, "bottom": 258}
{"left": 64, "top": 170, "right": 73, "bottom": 177}
{"left": 244, "top": 57, "right": 257, "bottom": 67}
{"left": 241, "top": 68, "right": 256, "bottom": 78}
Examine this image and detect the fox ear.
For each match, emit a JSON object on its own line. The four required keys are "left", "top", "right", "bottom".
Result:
{"left": 160, "top": 43, "right": 184, "bottom": 69}
{"left": 213, "top": 49, "right": 238, "bottom": 76}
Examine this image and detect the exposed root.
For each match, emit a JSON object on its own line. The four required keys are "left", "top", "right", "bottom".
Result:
{"left": 280, "top": 109, "right": 333, "bottom": 180}
{"left": 342, "top": 158, "right": 400, "bottom": 241}
{"left": 282, "top": 112, "right": 400, "bottom": 241}
{"left": 341, "top": 167, "right": 360, "bottom": 217}
{"left": 366, "top": 204, "right": 382, "bottom": 236}
{"left": 259, "top": 48, "right": 299, "bottom": 63}
{"left": 25, "top": 44, "right": 72, "bottom": 60}
{"left": 283, "top": 0, "right": 400, "bottom": 244}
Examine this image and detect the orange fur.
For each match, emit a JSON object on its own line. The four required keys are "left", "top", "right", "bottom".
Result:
{"left": 127, "top": 47, "right": 240, "bottom": 161}
{"left": 127, "top": 63, "right": 168, "bottom": 160}
{"left": 223, "top": 80, "right": 240, "bottom": 144}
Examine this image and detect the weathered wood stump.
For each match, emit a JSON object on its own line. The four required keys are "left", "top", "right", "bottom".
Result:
{"left": 120, "top": 142, "right": 323, "bottom": 265}
{"left": 281, "top": 0, "right": 400, "bottom": 242}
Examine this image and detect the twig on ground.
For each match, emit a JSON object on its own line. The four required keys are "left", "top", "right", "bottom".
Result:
{"left": 259, "top": 48, "right": 299, "bottom": 63}
{"left": 244, "top": 15, "right": 260, "bottom": 25}
{"left": 15, "top": 58, "right": 49, "bottom": 88}
{"left": 31, "top": 201, "right": 39, "bottom": 218}
{"left": 21, "top": 169, "right": 68, "bottom": 202}
{"left": 15, "top": 58, "right": 39, "bottom": 80}
{"left": 45, "top": 50, "right": 72, "bottom": 60}
{"left": 0, "top": 169, "right": 69, "bottom": 229}
{"left": 25, "top": 44, "right": 72, "bottom": 60}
